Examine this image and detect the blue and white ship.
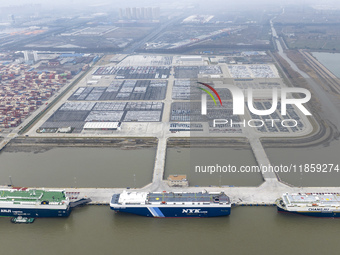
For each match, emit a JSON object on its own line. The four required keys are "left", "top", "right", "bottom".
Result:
{"left": 110, "top": 191, "right": 231, "bottom": 217}
{"left": 277, "top": 192, "right": 340, "bottom": 217}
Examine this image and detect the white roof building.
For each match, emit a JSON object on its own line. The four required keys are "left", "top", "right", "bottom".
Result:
{"left": 83, "top": 122, "right": 120, "bottom": 130}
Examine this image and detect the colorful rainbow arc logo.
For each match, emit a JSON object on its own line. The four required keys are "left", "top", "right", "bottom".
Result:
{"left": 196, "top": 82, "right": 223, "bottom": 106}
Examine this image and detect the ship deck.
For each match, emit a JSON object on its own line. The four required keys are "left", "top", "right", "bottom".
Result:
{"left": 284, "top": 193, "right": 340, "bottom": 206}
{"left": 147, "top": 192, "right": 230, "bottom": 203}
{"left": 0, "top": 189, "right": 66, "bottom": 203}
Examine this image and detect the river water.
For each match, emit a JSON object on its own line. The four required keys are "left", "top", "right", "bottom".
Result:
{"left": 0, "top": 147, "right": 155, "bottom": 188}
{"left": 0, "top": 146, "right": 262, "bottom": 188}
{"left": 0, "top": 144, "right": 339, "bottom": 255}
{"left": 267, "top": 142, "right": 340, "bottom": 187}
{"left": 312, "top": 52, "right": 340, "bottom": 78}
{"left": 2, "top": 206, "right": 340, "bottom": 255}
{"left": 165, "top": 147, "right": 263, "bottom": 186}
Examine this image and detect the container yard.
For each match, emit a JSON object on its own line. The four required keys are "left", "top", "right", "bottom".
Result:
{"left": 0, "top": 63, "right": 68, "bottom": 128}
{"left": 0, "top": 52, "right": 98, "bottom": 129}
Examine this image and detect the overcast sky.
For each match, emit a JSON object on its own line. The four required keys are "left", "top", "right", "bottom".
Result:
{"left": 0, "top": 0, "right": 336, "bottom": 6}
{"left": 1, "top": 0, "right": 340, "bottom": 9}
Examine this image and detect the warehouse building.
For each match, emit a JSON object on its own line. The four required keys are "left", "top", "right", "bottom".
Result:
{"left": 83, "top": 122, "right": 121, "bottom": 131}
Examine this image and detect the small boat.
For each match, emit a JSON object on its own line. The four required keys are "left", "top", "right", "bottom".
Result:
{"left": 11, "top": 216, "right": 35, "bottom": 224}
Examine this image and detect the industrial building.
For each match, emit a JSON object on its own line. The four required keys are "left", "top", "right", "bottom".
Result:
{"left": 83, "top": 122, "right": 121, "bottom": 131}
{"left": 118, "top": 7, "right": 160, "bottom": 20}
{"left": 167, "top": 175, "right": 189, "bottom": 187}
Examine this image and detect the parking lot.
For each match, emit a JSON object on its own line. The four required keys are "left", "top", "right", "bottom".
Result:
{"left": 248, "top": 101, "right": 305, "bottom": 133}
{"left": 174, "top": 66, "right": 222, "bottom": 79}
{"left": 172, "top": 79, "right": 198, "bottom": 100}
{"left": 93, "top": 66, "right": 171, "bottom": 79}
{"left": 227, "top": 64, "right": 279, "bottom": 78}
{"left": 69, "top": 80, "right": 168, "bottom": 101}
{"left": 40, "top": 101, "right": 164, "bottom": 133}
{"left": 170, "top": 101, "right": 243, "bottom": 133}
{"left": 234, "top": 80, "right": 282, "bottom": 89}
{"left": 117, "top": 55, "right": 173, "bottom": 66}
{"left": 35, "top": 54, "right": 309, "bottom": 137}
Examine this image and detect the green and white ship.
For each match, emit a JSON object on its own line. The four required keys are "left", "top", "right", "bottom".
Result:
{"left": 0, "top": 188, "right": 70, "bottom": 218}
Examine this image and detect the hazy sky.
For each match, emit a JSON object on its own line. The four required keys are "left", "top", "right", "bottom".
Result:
{"left": 0, "top": 0, "right": 336, "bottom": 5}
{"left": 1, "top": 0, "right": 340, "bottom": 9}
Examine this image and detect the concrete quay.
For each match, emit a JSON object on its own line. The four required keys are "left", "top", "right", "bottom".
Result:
{"left": 248, "top": 137, "right": 278, "bottom": 180}
{"left": 152, "top": 136, "right": 167, "bottom": 188}
{"left": 62, "top": 180, "right": 340, "bottom": 206}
